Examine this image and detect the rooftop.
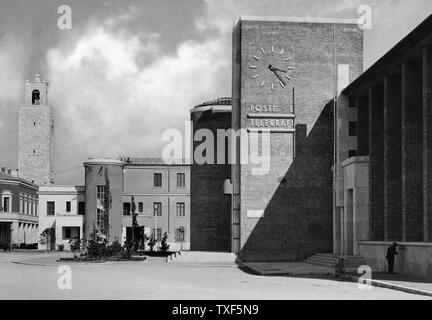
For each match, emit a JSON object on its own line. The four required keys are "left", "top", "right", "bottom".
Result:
{"left": 194, "top": 97, "right": 231, "bottom": 108}
{"left": 238, "top": 16, "right": 359, "bottom": 25}
{"left": 120, "top": 156, "right": 189, "bottom": 166}
{"left": 0, "top": 171, "right": 38, "bottom": 188}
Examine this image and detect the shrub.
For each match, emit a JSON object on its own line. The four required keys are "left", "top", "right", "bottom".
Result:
{"left": 86, "top": 239, "right": 108, "bottom": 259}
{"left": 107, "top": 240, "right": 122, "bottom": 257}
{"left": 69, "top": 238, "right": 81, "bottom": 257}
{"left": 57, "top": 244, "right": 64, "bottom": 251}
{"left": 159, "top": 232, "right": 170, "bottom": 252}
{"left": 121, "top": 241, "right": 132, "bottom": 259}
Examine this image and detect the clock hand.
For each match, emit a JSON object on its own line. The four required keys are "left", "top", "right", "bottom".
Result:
{"left": 274, "top": 71, "right": 287, "bottom": 86}
{"left": 273, "top": 66, "right": 288, "bottom": 73}
{"left": 268, "top": 64, "right": 287, "bottom": 86}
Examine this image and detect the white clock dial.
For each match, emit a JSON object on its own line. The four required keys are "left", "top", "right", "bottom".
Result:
{"left": 249, "top": 45, "right": 295, "bottom": 91}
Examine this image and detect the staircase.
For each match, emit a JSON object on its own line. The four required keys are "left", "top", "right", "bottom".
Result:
{"left": 304, "top": 253, "right": 367, "bottom": 271}
{"left": 168, "top": 251, "right": 238, "bottom": 266}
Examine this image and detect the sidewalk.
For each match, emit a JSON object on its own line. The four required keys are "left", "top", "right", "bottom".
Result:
{"left": 241, "top": 261, "right": 432, "bottom": 297}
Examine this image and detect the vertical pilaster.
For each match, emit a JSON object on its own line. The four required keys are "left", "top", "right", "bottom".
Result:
{"left": 384, "top": 74, "right": 402, "bottom": 241}
{"left": 423, "top": 45, "right": 432, "bottom": 242}
{"left": 357, "top": 96, "right": 369, "bottom": 156}
{"left": 369, "top": 86, "right": 385, "bottom": 241}
{"left": 402, "top": 60, "right": 423, "bottom": 242}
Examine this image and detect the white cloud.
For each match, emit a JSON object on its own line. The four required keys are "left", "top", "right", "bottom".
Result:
{"left": 0, "top": 37, "right": 28, "bottom": 167}
{"left": 46, "top": 20, "right": 230, "bottom": 182}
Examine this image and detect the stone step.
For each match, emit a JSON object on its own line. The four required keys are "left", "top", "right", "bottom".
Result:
{"left": 307, "top": 255, "right": 365, "bottom": 264}
{"left": 168, "top": 251, "right": 237, "bottom": 264}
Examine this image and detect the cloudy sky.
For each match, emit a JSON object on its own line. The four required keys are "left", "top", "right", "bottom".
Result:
{"left": 0, "top": 0, "right": 431, "bottom": 185}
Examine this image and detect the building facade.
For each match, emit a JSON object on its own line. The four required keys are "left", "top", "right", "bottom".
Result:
{"left": 83, "top": 157, "right": 190, "bottom": 250}
{"left": 38, "top": 186, "right": 85, "bottom": 250}
{"left": 18, "top": 74, "right": 55, "bottom": 186}
{"left": 0, "top": 168, "right": 39, "bottom": 249}
{"left": 190, "top": 98, "right": 232, "bottom": 252}
{"left": 231, "top": 17, "right": 363, "bottom": 261}
{"left": 335, "top": 14, "right": 432, "bottom": 277}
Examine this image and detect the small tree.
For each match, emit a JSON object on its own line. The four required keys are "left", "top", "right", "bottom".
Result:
{"left": 159, "top": 232, "right": 170, "bottom": 252}
{"left": 40, "top": 227, "right": 55, "bottom": 251}
{"left": 147, "top": 234, "right": 156, "bottom": 252}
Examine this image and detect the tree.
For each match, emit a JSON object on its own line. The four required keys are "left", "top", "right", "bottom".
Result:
{"left": 103, "top": 168, "right": 112, "bottom": 241}
{"left": 130, "top": 196, "right": 139, "bottom": 252}
{"left": 39, "top": 227, "right": 55, "bottom": 251}
{"left": 147, "top": 234, "right": 156, "bottom": 252}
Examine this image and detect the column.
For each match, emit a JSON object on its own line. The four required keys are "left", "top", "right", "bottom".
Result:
{"left": 402, "top": 60, "right": 423, "bottom": 242}
{"left": 423, "top": 45, "right": 432, "bottom": 242}
{"left": 384, "top": 74, "right": 403, "bottom": 241}
{"left": 357, "top": 96, "right": 369, "bottom": 156}
{"left": 369, "top": 86, "right": 385, "bottom": 241}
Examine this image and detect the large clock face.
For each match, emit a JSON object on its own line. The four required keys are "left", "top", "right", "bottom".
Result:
{"left": 249, "top": 45, "right": 295, "bottom": 91}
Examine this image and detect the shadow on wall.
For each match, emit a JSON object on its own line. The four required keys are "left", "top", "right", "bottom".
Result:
{"left": 240, "top": 100, "right": 335, "bottom": 262}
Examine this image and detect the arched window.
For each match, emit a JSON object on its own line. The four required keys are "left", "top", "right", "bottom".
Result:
{"left": 32, "top": 90, "right": 40, "bottom": 105}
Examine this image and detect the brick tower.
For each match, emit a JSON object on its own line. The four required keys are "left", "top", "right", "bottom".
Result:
{"left": 18, "top": 74, "right": 54, "bottom": 186}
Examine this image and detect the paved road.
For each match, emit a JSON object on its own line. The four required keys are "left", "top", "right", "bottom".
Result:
{"left": 0, "top": 252, "right": 428, "bottom": 300}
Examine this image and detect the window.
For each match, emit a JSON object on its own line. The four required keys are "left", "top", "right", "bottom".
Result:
{"left": 175, "top": 227, "right": 185, "bottom": 242}
{"left": 20, "top": 196, "right": 24, "bottom": 213}
{"left": 123, "top": 202, "right": 131, "bottom": 216}
{"left": 66, "top": 201, "right": 71, "bottom": 212}
{"left": 176, "top": 202, "right": 185, "bottom": 216}
{"left": 153, "top": 202, "right": 162, "bottom": 216}
{"left": 349, "top": 150, "right": 357, "bottom": 158}
{"left": 35, "top": 201, "right": 38, "bottom": 216}
{"left": 2, "top": 197, "right": 10, "bottom": 213}
{"left": 154, "top": 173, "right": 162, "bottom": 187}
{"left": 177, "top": 173, "right": 185, "bottom": 188}
{"left": 152, "top": 228, "right": 162, "bottom": 241}
{"left": 64, "top": 228, "right": 71, "bottom": 240}
{"left": 96, "top": 186, "right": 106, "bottom": 233}
{"left": 62, "top": 227, "right": 80, "bottom": 240}
{"left": 26, "top": 197, "right": 29, "bottom": 214}
{"left": 78, "top": 202, "right": 85, "bottom": 215}
{"left": 32, "top": 90, "right": 40, "bottom": 105}
{"left": 47, "top": 201, "right": 55, "bottom": 216}
{"left": 348, "top": 121, "right": 357, "bottom": 136}
{"left": 30, "top": 199, "right": 34, "bottom": 215}
{"left": 138, "top": 202, "right": 144, "bottom": 214}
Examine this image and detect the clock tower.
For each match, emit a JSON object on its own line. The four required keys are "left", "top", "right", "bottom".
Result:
{"left": 18, "top": 74, "right": 55, "bottom": 186}
{"left": 232, "top": 17, "right": 363, "bottom": 261}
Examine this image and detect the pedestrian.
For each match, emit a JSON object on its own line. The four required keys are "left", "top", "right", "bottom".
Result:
{"left": 386, "top": 242, "right": 398, "bottom": 274}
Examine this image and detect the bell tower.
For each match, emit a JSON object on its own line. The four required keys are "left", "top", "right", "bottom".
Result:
{"left": 18, "top": 74, "right": 54, "bottom": 186}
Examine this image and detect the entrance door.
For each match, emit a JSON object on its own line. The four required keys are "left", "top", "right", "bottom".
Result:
{"left": 0, "top": 223, "right": 12, "bottom": 250}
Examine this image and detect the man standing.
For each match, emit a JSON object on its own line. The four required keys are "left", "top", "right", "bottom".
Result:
{"left": 386, "top": 243, "right": 398, "bottom": 274}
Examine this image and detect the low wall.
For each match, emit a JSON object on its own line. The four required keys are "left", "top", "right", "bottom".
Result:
{"left": 358, "top": 241, "right": 432, "bottom": 278}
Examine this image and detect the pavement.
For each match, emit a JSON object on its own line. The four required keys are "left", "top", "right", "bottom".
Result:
{"left": 0, "top": 251, "right": 430, "bottom": 299}
{"left": 241, "top": 261, "right": 432, "bottom": 297}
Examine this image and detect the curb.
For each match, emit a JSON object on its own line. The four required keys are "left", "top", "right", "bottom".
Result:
{"left": 345, "top": 275, "right": 432, "bottom": 298}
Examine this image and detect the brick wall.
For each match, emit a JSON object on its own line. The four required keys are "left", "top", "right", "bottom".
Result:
{"left": 191, "top": 109, "right": 232, "bottom": 252}
{"left": 233, "top": 19, "right": 363, "bottom": 261}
